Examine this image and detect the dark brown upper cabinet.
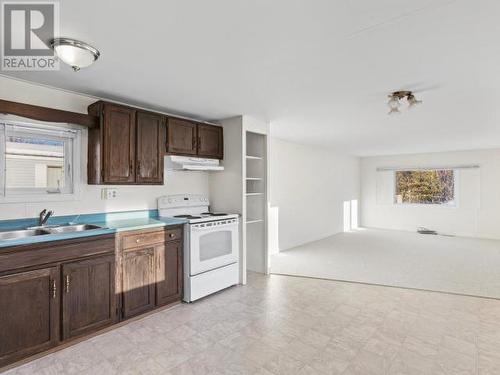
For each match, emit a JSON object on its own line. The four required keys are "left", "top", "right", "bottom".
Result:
{"left": 166, "top": 119, "right": 223, "bottom": 160}
{"left": 88, "top": 100, "right": 224, "bottom": 185}
{"left": 197, "top": 124, "right": 223, "bottom": 159}
{"left": 88, "top": 101, "right": 165, "bottom": 185}
{"left": 166, "top": 118, "right": 198, "bottom": 156}
{"left": 102, "top": 104, "right": 136, "bottom": 183}
{"left": 136, "top": 111, "right": 165, "bottom": 184}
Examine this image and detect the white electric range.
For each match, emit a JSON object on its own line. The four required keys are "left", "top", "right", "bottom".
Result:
{"left": 158, "top": 194, "right": 239, "bottom": 302}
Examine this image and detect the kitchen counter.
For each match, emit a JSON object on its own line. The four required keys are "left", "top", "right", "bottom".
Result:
{"left": 0, "top": 210, "right": 187, "bottom": 248}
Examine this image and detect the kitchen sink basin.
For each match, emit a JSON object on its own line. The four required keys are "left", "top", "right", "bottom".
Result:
{"left": 0, "top": 229, "right": 51, "bottom": 240}
{"left": 0, "top": 224, "right": 106, "bottom": 241}
{"left": 47, "top": 224, "right": 104, "bottom": 233}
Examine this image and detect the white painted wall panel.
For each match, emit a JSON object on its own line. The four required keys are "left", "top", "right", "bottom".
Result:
{"left": 269, "top": 138, "right": 360, "bottom": 251}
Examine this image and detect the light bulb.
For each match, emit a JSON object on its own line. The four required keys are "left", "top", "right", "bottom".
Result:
{"left": 388, "top": 107, "right": 401, "bottom": 115}
{"left": 387, "top": 96, "right": 400, "bottom": 110}
{"left": 407, "top": 94, "right": 422, "bottom": 108}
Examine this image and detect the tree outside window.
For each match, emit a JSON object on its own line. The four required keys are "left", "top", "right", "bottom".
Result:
{"left": 395, "top": 170, "right": 455, "bottom": 205}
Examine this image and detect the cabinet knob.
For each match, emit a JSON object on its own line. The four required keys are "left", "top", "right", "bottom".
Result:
{"left": 169, "top": 233, "right": 175, "bottom": 238}
{"left": 136, "top": 239, "right": 140, "bottom": 243}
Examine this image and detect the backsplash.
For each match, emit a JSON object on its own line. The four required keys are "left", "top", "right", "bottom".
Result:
{"left": 0, "top": 169, "right": 209, "bottom": 220}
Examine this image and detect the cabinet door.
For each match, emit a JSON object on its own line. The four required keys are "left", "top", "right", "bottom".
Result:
{"left": 156, "top": 241, "right": 183, "bottom": 306}
{"left": 136, "top": 111, "right": 165, "bottom": 184}
{"left": 62, "top": 256, "right": 117, "bottom": 340}
{"left": 197, "top": 124, "right": 223, "bottom": 159}
{"left": 102, "top": 103, "right": 136, "bottom": 183}
{"left": 0, "top": 267, "right": 59, "bottom": 367}
{"left": 122, "top": 247, "right": 156, "bottom": 319}
{"left": 166, "top": 118, "right": 197, "bottom": 156}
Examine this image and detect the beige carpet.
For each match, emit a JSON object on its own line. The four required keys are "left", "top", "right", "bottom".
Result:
{"left": 271, "top": 228, "right": 500, "bottom": 299}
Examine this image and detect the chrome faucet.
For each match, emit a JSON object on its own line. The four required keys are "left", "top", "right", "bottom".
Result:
{"left": 39, "top": 209, "right": 54, "bottom": 226}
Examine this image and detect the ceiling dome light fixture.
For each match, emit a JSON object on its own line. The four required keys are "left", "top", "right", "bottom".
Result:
{"left": 387, "top": 90, "right": 422, "bottom": 115}
{"left": 50, "top": 38, "right": 100, "bottom": 71}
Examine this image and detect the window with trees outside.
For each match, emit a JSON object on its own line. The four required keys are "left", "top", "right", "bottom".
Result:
{"left": 395, "top": 169, "right": 455, "bottom": 205}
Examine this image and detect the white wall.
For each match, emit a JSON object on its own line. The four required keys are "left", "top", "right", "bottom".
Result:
{"left": 0, "top": 76, "right": 209, "bottom": 220}
{"left": 209, "top": 116, "right": 243, "bottom": 216}
{"left": 360, "top": 149, "right": 500, "bottom": 239}
{"left": 269, "top": 138, "right": 360, "bottom": 251}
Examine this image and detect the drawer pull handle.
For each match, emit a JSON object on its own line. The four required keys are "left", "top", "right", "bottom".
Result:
{"left": 169, "top": 233, "right": 175, "bottom": 238}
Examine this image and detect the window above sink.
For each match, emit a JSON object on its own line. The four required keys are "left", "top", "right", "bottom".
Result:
{"left": 0, "top": 117, "right": 82, "bottom": 203}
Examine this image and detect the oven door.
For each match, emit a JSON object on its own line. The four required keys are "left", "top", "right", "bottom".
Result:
{"left": 189, "top": 218, "right": 239, "bottom": 276}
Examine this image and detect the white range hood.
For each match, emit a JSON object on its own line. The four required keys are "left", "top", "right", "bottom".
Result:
{"left": 166, "top": 155, "right": 224, "bottom": 171}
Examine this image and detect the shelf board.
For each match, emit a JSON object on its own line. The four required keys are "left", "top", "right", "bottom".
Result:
{"left": 246, "top": 193, "right": 263, "bottom": 196}
{"left": 246, "top": 177, "right": 263, "bottom": 181}
{"left": 246, "top": 155, "right": 263, "bottom": 160}
{"left": 246, "top": 218, "right": 263, "bottom": 224}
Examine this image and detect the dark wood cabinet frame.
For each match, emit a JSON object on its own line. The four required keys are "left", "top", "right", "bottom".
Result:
{"left": 0, "top": 99, "right": 223, "bottom": 185}
{"left": 0, "top": 99, "right": 98, "bottom": 128}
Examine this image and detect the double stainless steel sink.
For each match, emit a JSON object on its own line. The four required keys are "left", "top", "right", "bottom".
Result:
{"left": 0, "top": 224, "right": 105, "bottom": 241}
{"left": 46, "top": 224, "right": 103, "bottom": 233}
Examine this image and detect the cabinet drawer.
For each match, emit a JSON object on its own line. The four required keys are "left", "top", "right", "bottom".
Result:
{"left": 122, "top": 231, "right": 165, "bottom": 250}
{"left": 165, "top": 227, "right": 182, "bottom": 242}
{"left": 0, "top": 235, "right": 115, "bottom": 274}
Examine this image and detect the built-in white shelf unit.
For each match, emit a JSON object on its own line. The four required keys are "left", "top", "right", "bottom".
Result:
{"left": 209, "top": 116, "right": 269, "bottom": 285}
{"left": 245, "top": 131, "right": 267, "bottom": 275}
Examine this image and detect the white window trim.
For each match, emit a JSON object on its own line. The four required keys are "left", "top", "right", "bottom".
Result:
{"left": 392, "top": 168, "right": 459, "bottom": 208}
{"left": 0, "top": 118, "right": 82, "bottom": 203}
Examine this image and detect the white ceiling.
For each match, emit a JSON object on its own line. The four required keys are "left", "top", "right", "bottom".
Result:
{"left": 3, "top": 0, "right": 500, "bottom": 156}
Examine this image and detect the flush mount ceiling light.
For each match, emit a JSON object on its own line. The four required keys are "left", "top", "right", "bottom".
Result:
{"left": 387, "top": 91, "right": 422, "bottom": 115}
{"left": 50, "top": 38, "right": 100, "bottom": 71}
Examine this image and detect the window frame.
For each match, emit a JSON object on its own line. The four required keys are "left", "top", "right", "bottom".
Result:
{"left": 393, "top": 168, "right": 459, "bottom": 208}
{"left": 0, "top": 118, "right": 82, "bottom": 203}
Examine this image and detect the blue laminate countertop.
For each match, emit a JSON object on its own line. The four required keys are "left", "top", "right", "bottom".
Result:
{"left": 0, "top": 210, "right": 187, "bottom": 248}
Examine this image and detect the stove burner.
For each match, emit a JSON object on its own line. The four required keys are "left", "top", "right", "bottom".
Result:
{"left": 174, "top": 215, "right": 202, "bottom": 219}
{"left": 202, "top": 212, "right": 228, "bottom": 216}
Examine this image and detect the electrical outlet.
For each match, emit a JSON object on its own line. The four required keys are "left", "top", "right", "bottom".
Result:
{"left": 101, "top": 188, "right": 118, "bottom": 200}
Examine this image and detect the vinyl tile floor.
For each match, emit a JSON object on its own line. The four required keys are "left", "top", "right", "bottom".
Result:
{"left": 271, "top": 228, "right": 500, "bottom": 299}
{"left": 4, "top": 272, "right": 500, "bottom": 375}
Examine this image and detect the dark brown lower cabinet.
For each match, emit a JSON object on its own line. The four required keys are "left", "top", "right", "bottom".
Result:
{"left": 156, "top": 241, "right": 183, "bottom": 306}
{"left": 61, "top": 255, "right": 117, "bottom": 340}
{"left": 0, "top": 227, "right": 183, "bottom": 369}
{"left": 122, "top": 247, "right": 156, "bottom": 319}
{"left": 119, "top": 227, "right": 184, "bottom": 318}
{"left": 0, "top": 267, "right": 59, "bottom": 367}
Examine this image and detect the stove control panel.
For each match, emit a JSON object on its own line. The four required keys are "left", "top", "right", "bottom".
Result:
{"left": 158, "top": 194, "right": 209, "bottom": 209}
